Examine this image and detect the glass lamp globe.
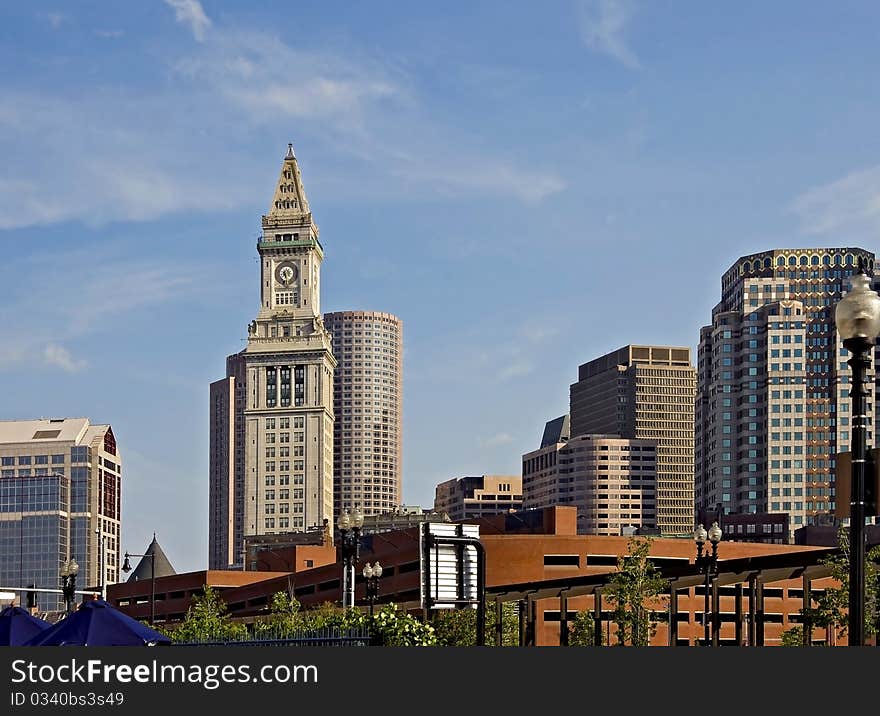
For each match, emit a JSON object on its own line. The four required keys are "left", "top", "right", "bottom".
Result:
{"left": 836, "top": 272, "right": 880, "bottom": 343}
{"left": 362, "top": 563, "right": 373, "bottom": 579}
{"left": 339, "top": 510, "right": 351, "bottom": 530}
{"left": 373, "top": 561, "right": 382, "bottom": 578}
{"left": 693, "top": 524, "right": 707, "bottom": 545}
{"left": 708, "top": 521, "right": 723, "bottom": 544}
{"left": 352, "top": 507, "right": 364, "bottom": 528}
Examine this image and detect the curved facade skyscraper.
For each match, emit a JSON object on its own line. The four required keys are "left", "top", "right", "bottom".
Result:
{"left": 324, "top": 311, "right": 403, "bottom": 518}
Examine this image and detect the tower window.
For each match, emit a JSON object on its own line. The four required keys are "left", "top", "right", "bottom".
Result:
{"left": 275, "top": 292, "right": 298, "bottom": 306}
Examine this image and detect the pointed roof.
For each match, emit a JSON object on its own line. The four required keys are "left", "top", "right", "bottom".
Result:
{"left": 126, "top": 533, "right": 176, "bottom": 583}
{"left": 266, "top": 142, "right": 311, "bottom": 222}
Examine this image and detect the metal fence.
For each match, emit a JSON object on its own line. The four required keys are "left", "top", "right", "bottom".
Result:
{"left": 177, "top": 626, "right": 372, "bottom": 647}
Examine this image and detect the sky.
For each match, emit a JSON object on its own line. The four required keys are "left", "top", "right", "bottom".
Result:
{"left": 3, "top": 1, "right": 880, "bottom": 574}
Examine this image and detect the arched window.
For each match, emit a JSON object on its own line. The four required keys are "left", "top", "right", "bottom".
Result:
{"left": 811, "top": 255, "right": 820, "bottom": 265}
{"left": 764, "top": 257, "right": 772, "bottom": 268}
{"left": 789, "top": 256, "right": 797, "bottom": 267}
{"left": 800, "top": 255, "right": 809, "bottom": 266}
{"left": 834, "top": 254, "right": 842, "bottom": 265}
{"left": 743, "top": 261, "right": 751, "bottom": 273}
{"left": 777, "top": 256, "right": 785, "bottom": 267}
{"left": 846, "top": 254, "right": 854, "bottom": 266}
{"left": 823, "top": 254, "right": 831, "bottom": 266}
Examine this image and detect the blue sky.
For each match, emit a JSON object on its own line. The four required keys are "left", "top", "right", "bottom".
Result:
{"left": 3, "top": 1, "right": 880, "bottom": 573}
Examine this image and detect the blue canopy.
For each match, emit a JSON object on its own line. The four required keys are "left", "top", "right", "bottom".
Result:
{"left": 24, "top": 599, "right": 171, "bottom": 646}
{"left": 0, "top": 606, "right": 51, "bottom": 646}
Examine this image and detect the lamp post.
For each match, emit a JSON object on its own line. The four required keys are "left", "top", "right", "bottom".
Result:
{"left": 95, "top": 529, "right": 107, "bottom": 601}
{"left": 60, "top": 557, "right": 79, "bottom": 614}
{"left": 338, "top": 507, "right": 363, "bottom": 609}
{"left": 362, "top": 561, "right": 382, "bottom": 618}
{"left": 122, "top": 551, "right": 155, "bottom": 625}
{"left": 834, "top": 263, "right": 880, "bottom": 646}
{"left": 694, "top": 521, "right": 723, "bottom": 646}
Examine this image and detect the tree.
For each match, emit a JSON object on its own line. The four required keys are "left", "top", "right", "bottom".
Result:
{"left": 252, "top": 591, "right": 303, "bottom": 637}
{"left": 800, "top": 524, "right": 880, "bottom": 643}
{"left": 567, "top": 609, "right": 598, "bottom": 646}
{"left": 433, "top": 603, "right": 519, "bottom": 646}
{"left": 368, "top": 604, "right": 437, "bottom": 646}
{"left": 780, "top": 626, "right": 803, "bottom": 647}
{"left": 167, "top": 585, "right": 247, "bottom": 643}
{"left": 603, "top": 537, "right": 667, "bottom": 646}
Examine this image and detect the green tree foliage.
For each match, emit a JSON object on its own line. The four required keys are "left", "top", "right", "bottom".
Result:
{"left": 566, "top": 609, "right": 598, "bottom": 646}
{"left": 432, "top": 603, "right": 519, "bottom": 646}
{"left": 603, "top": 537, "right": 668, "bottom": 646}
{"left": 166, "top": 585, "right": 248, "bottom": 643}
{"left": 800, "top": 525, "right": 880, "bottom": 642}
{"left": 368, "top": 604, "right": 437, "bottom": 646}
{"left": 780, "top": 626, "right": 803, "bottom": 647}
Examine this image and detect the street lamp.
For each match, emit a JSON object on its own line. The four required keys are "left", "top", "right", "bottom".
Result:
{"left": 835, "top": 262, "right": 880, "bottom": 647}
{"left": 60, "top": 557, "right": 79, "bottom": 614}
{"left": 694, "top": 521, "right": 723, "bottom": 646}
{"left": 122, "top": 551, "right": 156, "bottom": 625}
{"left": 362, "top": 561, "right": 382, "bottom": 618}
{"left": 338, "top": 507, "right": 363, "bottom": 609}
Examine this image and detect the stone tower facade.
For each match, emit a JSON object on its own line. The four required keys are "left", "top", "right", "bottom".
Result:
{"left": 210, "top": 145, "right": 336, "bottom": 569}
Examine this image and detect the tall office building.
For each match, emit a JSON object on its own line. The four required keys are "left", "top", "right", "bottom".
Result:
{"left": 0, "top": 418, "right": 121, "bottom": 611}
{"left": 570, "top": 345, "right": 696, "bottom": 536}
{"left": 210, "top": 145, "right": 336, "bottom": 570}
{"left": 695, "top": 248, "right": 876, "bottom": 539}
{"left": 324, "top": 311, "right": 403, "bottom": 518}
{"left": 522, "top": 422, "right": 658, "bottom": 536}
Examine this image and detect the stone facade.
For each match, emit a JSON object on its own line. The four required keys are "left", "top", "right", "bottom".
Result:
{"left": 210, "top": 145, "right": 336, "bottom": 570}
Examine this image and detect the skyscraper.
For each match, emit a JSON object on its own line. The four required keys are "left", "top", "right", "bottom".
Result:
{"left": 695, "top": 248, "right": 876, "bottom": 539}
{"left": 0, "top": 418, "right": 120, "bottom": 611}
{"left": 209, "top": 145, "right": 336, "bottom": 570}
{"left": 324, "top": 311, "right": 403, "bottom": 518}
{"left": 569, "top": 345, "right": 696, "bottom": 536}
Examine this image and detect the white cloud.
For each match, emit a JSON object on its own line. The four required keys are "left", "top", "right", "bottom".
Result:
{"left": 791, "top": 166, "right": 880, "bottom": 236}
{"left": 45, "top": 12, "right": 66, "bottom": 29}
{"left": 478, "top": 432, "right": 515, "bottom": 448}
{"left": 0, "top": 20, "right": 564, "bottom": 231}
{"left": 0, "top": 251, "right": 202, "bottom": 373}
{"left": 43, "top": 344, "right": 86, "bottom": 373}
{"left": 163, "top": 0, "right": 212, "bottom": 42}
{"left": 578, "top": 0, "right": 641, "bottom": 70}
{"left": 497, "top": 360, "right": 533, "bottom": 380}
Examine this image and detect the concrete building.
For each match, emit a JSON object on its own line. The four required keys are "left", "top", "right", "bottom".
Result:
{"left": 0, "top": 418, "right": 121, "bottom": 611}
{"left": 695, "top": 248, "right": 876, "bottom": 540}
{"left": 522, "top": 428, "right": 658, "bottom": 536}
{"left": 570, "top": 345, "right": 696, "bottom": 536}
{"left": 210, "top": 144, "right": 336, "bottom": 569}
{"left": 433, "top": 475, "right": 522, "bottom": 522}
{"left": 324, "top": 311, "right": 402, "bottom": 519}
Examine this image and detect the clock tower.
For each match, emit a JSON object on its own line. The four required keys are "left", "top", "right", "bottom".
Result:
{"left": 209, "top": 144, "right": 337, "bottom": 570}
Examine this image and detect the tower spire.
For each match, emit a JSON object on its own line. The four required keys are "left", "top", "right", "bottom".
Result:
{"left": 265, "top": 142, "right": 310, "bottom": 221}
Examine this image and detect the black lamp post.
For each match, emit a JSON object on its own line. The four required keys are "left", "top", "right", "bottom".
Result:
{"left": 122, "top": 551, "right": 155, "bottom": 625}
{"left": 694, "top": 521, "right": 723, "bottom": 646}
{"left": 834, "top": 263, "right": 880, "bottom": 646}
{"left": 362, "top": 561, "right": 382, "bottom": 618}
{"left": 59, "top": 557, "right": 79, "bottom": 614}
{"left": 338, "top": 508, "right": 363, "bottom": 609}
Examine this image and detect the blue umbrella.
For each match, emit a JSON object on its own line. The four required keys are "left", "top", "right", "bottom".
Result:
{"left": 24, "top": 599, "right": 171, "bottom": 646}
{"left": 0, "top": 606, "right": 51, "bottom": 646}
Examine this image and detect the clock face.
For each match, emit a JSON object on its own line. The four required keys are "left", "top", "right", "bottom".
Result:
{"left": 276, "top": 263, "right": 298, "bottom": 286}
